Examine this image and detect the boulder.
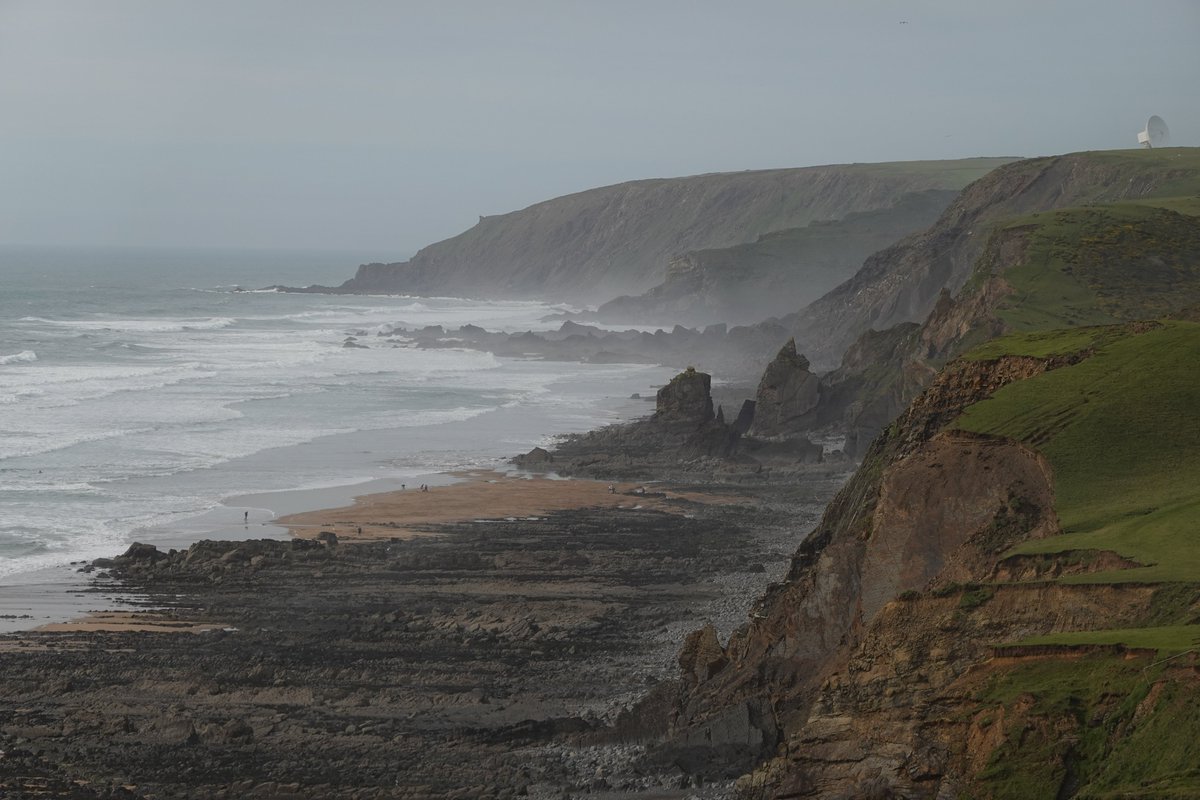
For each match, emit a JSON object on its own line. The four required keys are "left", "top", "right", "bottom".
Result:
{"left": 118, "top": 542, "right": 164, "bottom": 563}
{"left": 513, "top": 446, "right": 554, "bottom": 469}
{"left": 678, "top": 624, "right": 728, "bottom": 685}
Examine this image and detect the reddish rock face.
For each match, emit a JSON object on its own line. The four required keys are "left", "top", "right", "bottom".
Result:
{"left": 666, "top": 348, "right": 1112, "bottom": 796}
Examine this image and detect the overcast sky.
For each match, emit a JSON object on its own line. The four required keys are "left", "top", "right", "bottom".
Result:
{"left": 1, "top": 0, "right": 1196, "bottom": 255}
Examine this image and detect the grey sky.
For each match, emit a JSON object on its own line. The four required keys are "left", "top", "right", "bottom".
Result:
{"left": 1, "top": 0, "right": 1196, "bottom": 254}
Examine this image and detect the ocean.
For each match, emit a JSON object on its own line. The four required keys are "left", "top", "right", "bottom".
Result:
{"left": 0, "top": 245, "right": 673, "bottom": 623}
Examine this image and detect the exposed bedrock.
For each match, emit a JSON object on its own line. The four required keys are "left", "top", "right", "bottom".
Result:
{"left": 748, "top": 338, "right": 819, "bottom": 439}
{"left": 660, "top": 349, "right": 1095, "bottom": 790}
{"left": 655, "top": 366, "right": 715, "bottom": 425}
{"left": 539, "top": 365, "right": 827, "bottom": 481}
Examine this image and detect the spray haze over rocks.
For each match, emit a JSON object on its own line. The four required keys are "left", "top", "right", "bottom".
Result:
{"left": 290, "top": 159, "right": 1012, "bottom": 305}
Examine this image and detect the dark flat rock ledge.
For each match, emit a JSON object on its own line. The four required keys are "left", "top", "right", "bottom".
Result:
{"left": 0, "top": 480, "right": 841, "bottom": 798}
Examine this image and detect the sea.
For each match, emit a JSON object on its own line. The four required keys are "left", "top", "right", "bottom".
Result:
{"left": 0, "top": 245, "right": 674, "bottom": 628}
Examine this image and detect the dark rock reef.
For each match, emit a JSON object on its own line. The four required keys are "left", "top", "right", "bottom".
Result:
{"left": 0, "top": 484, "right": 845, "bottom": 799}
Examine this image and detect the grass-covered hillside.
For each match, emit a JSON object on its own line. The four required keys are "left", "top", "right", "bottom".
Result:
{"left": 593, "top": 188, "right": 960, "bottom": 325}
{"left": 991, "top": 202, "right": 1200, "bottom": 331}
{"left": 958, "top": 321, "right": 1200, "bottom": 587}
{"left": 925, "top": 158, "right": 1200, "bottom": 797}
{"left": 789, "top": 148, "right": 1200, "bottom": 367}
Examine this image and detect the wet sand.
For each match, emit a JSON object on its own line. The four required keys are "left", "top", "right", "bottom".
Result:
{"left": 278, "top": 470, "right": 734, "bottom": 541}
{"left": 34, "top": 611, "right": 228, "bottom": 635}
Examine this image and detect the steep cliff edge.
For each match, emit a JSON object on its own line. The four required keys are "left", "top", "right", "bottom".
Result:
{"left": 811, "top": 191, "right": 1200, "bottom": 455}
{"left": 786, "top": 148, "right": 1200, "bottom": 369}
{"left": 593, "top": 189, "right": 959, "bottom": 326}
{"left": 665, "top": 320, "right": 1200, "bottom": 798}
{"left": 292, "top": 159, "right": 1012, "bottom": 304}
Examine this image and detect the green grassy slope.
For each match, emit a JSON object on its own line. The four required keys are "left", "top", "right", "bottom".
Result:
{"left": 885, "top": 154, "right": 1200, "bottom": 797}
{"left": 994, "top": 203, "right": 1200, "bottom": 331}
{"left": 975, "top": 654, "right": 1200, "bottom": 800}
{"left": 1012, "top": 625, "right": 1200, "bottom": 654}
{"left": 955, "top": 321, "right": 1200, "bottom": 584}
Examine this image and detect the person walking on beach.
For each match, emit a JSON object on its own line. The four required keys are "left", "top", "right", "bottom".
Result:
{"left": 243, "top": 511, "right": 249, "bottom": 525}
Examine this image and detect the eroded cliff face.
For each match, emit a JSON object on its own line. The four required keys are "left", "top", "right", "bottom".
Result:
{"left": 663, "top": 348, "right": 1110, "bottom": 794}
{"left": 659, "top": 314, "right": 1200, "bottom": 798}
{"left": 802, "top": 195, "right": 1200, "bottom": 456}
{"left": 787, "top": 150, "right": 1200, "bottom": 369}
{"left": 299, "top": 159, "right": 1013, "bottom": 304}
{"left": 593, "top": 189, "right": 961, "bottom": 326}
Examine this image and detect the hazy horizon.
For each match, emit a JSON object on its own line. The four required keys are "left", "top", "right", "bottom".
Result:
{"left": 2, "top": 0, "right": 1197, "bottom": 257}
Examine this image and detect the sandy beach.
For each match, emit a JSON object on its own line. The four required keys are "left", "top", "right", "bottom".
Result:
{"left": 278, "top": 470, "right": 732, "bottom": 541}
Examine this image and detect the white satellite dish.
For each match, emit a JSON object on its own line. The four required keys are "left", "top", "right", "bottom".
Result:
{"left": 1137, "top": 115, "right": 1170, "bottom": 148}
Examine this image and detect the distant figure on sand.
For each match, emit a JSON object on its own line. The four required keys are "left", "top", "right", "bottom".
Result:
{"left": 608, "top": 484, "right": 615, "bottom": 494}
{"left": 401, "top": 484, "right": 406, "bottom": 490}
{"left": 243, "top": 511, "right": 249, "bottom": 524}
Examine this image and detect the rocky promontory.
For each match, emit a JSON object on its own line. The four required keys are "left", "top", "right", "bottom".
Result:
{"left": 281, "top": 159, "right": 1012, "bottom": 304}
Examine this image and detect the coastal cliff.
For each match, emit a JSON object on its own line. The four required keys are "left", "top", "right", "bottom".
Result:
{"left": 294, "top": 159, "right": 1011, "bottom": 304}
{"left": 654, "top": 148, "right": 1200, "bottom": 794}
{"left": 807, "top": 172, "right": 1200, "bottom": 455}
{"left": 593, "top": 189, "right": 959, "bottom": 326}
{"left": 786, "top": 148, "right": 1200, "bottom": 369}
{"left": 669, "top": 319, "right": 1200, "bottom": 797}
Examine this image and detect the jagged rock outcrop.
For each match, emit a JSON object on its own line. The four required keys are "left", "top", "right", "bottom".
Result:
{"left": 655, "top": 367, "right": 714, "bottom": 425}
{"left": 538, "top": 367, "right": 745, "bottom": 478}
{"left": 748, "top": 339, "right": 819, "bottom": 438}
{"left": 284, "top": 159, "right": 1013, "bottom": 304}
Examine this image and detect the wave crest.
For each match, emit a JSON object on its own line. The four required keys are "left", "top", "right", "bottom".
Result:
{"left": 0, "top": 350, "right": 37, "bottom": 365}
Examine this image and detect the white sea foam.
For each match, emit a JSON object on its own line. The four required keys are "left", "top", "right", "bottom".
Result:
{"left": 18, "top": 316, "right": 236, "bottom": 333}
{"left": 1, "top": 273, "right": 673, "bottom": 589}
{"left": 0, "top": 350, "right": 37, "bottom": 365}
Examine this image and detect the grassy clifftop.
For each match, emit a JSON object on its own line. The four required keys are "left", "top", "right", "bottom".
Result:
{"left": 957, "top": 321, "right": 1200, "bottom": 585}
{"left": 990, "top": 202, "right": 1200, "bottom": 331}
{"left": 788, "top": 148, "right": 1200, "bottom": 367}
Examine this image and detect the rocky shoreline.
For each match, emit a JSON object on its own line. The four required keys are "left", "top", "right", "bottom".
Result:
{"left": 0, "top": 469, "right": 847, "bottom": 798}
